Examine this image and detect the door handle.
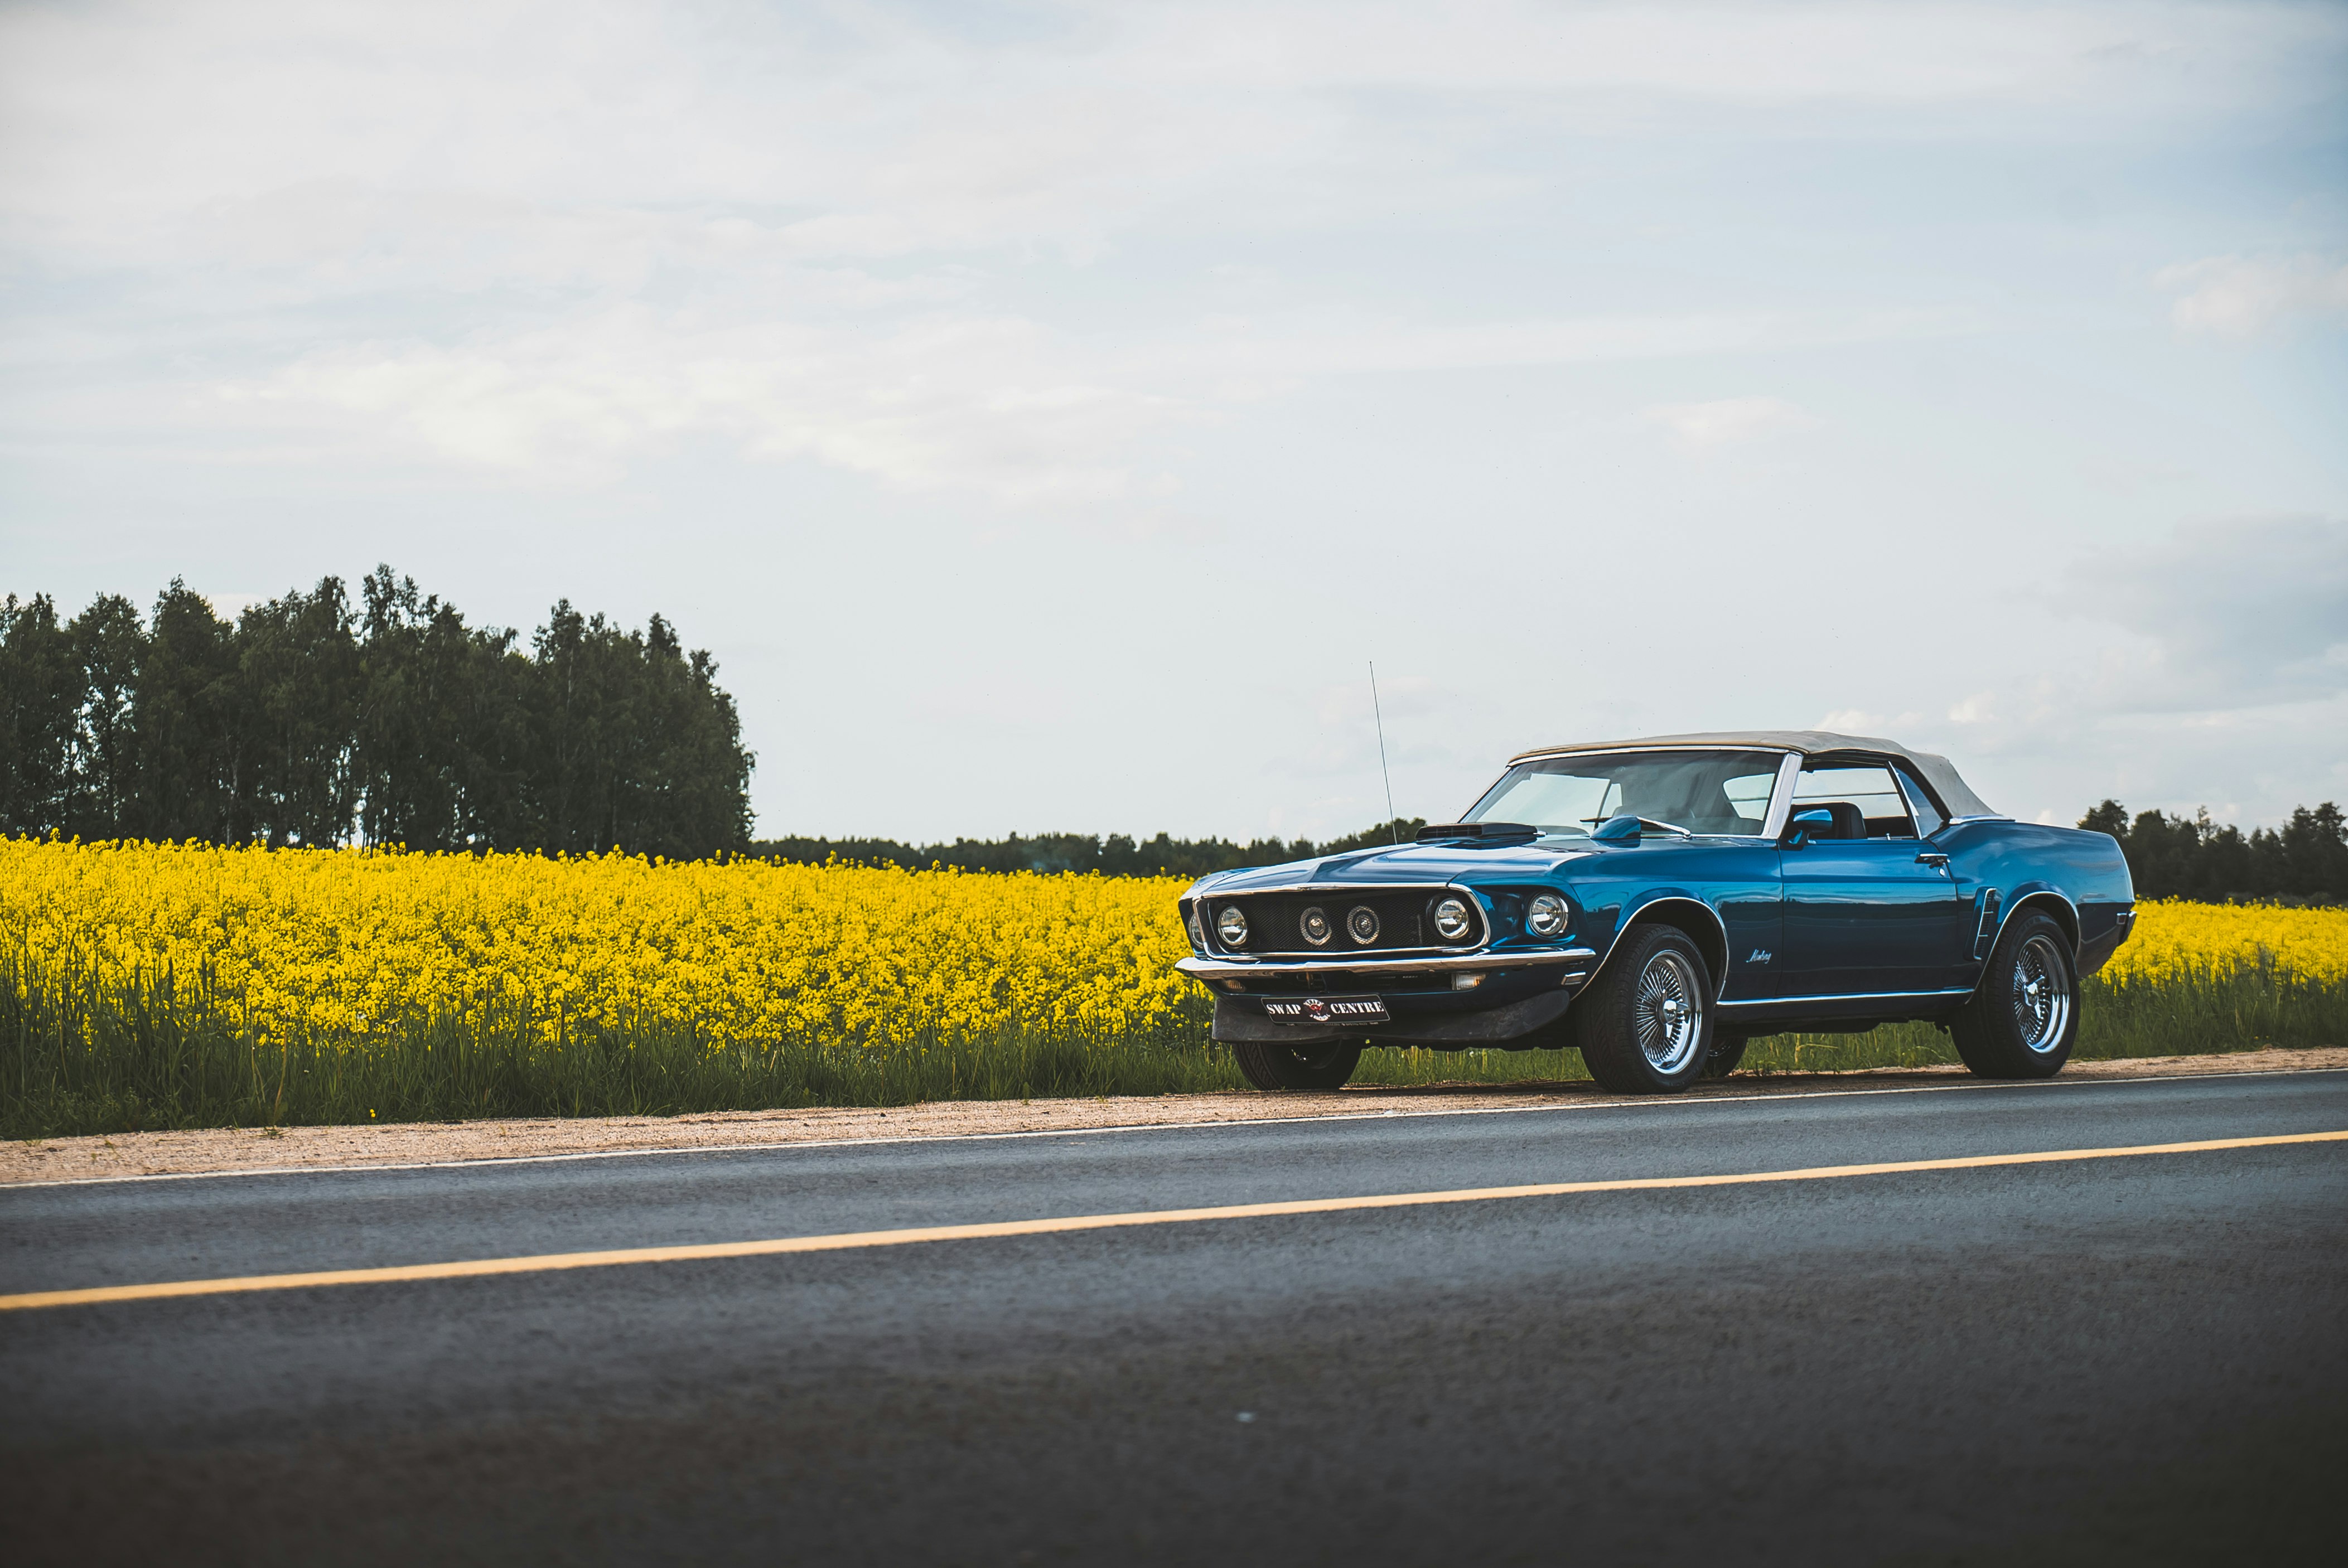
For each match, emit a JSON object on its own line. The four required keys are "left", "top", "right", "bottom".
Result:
{"left": 1916, "top": 851, "right": 1949, "bottom": 868}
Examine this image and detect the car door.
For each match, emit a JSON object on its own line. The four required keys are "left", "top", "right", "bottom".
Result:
{"left": 1777, "top": 758, "right": 1969, "bottom": 997}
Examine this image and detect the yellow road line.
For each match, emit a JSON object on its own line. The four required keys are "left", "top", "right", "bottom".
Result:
{"left": 7, "top": 1129, "right": 2343, "bottom": 1313}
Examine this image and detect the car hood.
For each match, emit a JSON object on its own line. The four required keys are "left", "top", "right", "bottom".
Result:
{"left": 1199, "top": 840, "right": 1591, "bottom": 893}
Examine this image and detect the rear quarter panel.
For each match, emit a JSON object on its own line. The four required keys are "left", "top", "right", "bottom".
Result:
{"left": 1937, "top": 821, "right": 2135, "bottom": 979}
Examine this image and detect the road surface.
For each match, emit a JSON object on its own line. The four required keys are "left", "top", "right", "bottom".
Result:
{"left": 5, "top": 1067, "right": 2345, "bottom": 1564}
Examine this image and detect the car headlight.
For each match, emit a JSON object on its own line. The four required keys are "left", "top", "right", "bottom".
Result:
{"left": 1527, "top": 893, "right": 1569, "bottom": 938}
{"left": 1216, "top": 906, "right": 1249, "bottom": 947}
{"left": 1432, "top": 896, "right": 1473, "bottom": 942}
{"left": 1346, "top": 905, "right": 1380, "bottom": 943}
{"left": 1186, "top": 908, "right": 1207, "bottom": 952}
{"left": 1299, "top": 906, "right": 1332, "bottom": 946}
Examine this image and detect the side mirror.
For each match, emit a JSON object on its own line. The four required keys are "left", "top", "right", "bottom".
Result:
{"left": 1590, "top": 813, "right": 1643, "bottom": 845}
{"left": 1783, "top": 808, "right": 1833, "bottom": 848}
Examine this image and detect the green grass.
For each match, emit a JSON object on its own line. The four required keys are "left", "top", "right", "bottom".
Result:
{"left": 3, "top": 947, "right": 2340, "bottom": 1139}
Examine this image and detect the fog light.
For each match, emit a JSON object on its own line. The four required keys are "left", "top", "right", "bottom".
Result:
{"left": 1453, "top": 972, "right": 1486, "bottom": 990}
{"left": 1299, "top": 906, "right": 1332, "bottom": 946}
{"left": 1527, "top": 893, "right": 1569, "bottom": 938}
{"left": 1216, "top": 906, "right": 1249, "bottom": 946}
{"left": 1347, "top": 906, "right": 1380, "bottom": 944}
{"left": 1432, "top": 896, "right": 1473, "bottom": 941}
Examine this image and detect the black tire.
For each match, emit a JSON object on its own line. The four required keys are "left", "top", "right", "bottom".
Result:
{"left": 1950, "top": 911, "right": 2079, "bottom": 1080}
{"left": 1232, "top": 1039, "right": 1363, "bottom": 1091}
{"left": 1701, "top": 1032, "right": 1748, "bottom": 1078}
{"left": 1575, "top": 925, "right": 1717, "bottom": 1095}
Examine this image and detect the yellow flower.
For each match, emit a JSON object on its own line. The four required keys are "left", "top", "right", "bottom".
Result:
{"left": 0, "top": 839, "right": 1199, "bottom": 1051}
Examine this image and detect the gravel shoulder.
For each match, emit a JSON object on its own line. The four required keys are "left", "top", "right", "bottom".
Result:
{"left": 7, "top": 1047, "right": 2344, "bottom": 1187}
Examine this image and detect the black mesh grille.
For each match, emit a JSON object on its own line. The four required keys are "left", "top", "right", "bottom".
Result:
{"left": 1206, "top": 890, "right": 1479, "bottom": 956}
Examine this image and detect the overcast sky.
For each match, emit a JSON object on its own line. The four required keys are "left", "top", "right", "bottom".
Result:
{"left": 4, "top": 1, "right": 2345, "bottom": 842}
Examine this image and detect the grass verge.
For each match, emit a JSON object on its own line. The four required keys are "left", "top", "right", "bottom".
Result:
{"left": 3, "top": 955, "right": 2340, "bottom": 1139}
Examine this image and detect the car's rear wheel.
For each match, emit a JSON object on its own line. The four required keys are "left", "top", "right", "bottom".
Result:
{"left": 1232, "top": 1039, "right": 1363, "bottom": 1091}
{"left": 1701, "top": 1032, "right": 1748, "bottom": 1078}
{"left": 1950, "top": 911, "right": 2079, "bottom": 1079}
{"left": 1576, "top": 925, "right": 1716, "bottom": 1094}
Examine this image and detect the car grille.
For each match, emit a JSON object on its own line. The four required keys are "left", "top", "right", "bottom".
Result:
{"left": 1204, "top": 889, "right": 1481, "bottom": 956}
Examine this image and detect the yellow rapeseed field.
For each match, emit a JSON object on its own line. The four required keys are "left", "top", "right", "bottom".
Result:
{"left": 0, "top": 839, "right": 1198, "bottom": 1048}
{"left": 4, "top": 841, "right": 2343, "bottom": 1059}
{"left": 2102, "top": 898, "right": 2348, "bottom": 988}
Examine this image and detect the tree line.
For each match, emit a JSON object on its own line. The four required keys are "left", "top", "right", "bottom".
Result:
{"left": 13, "top": 578, "right": 2344, "bottom": 901}
{"left": 761, "top": 806, "right": 2348, "bottom": 896}
{"left": 2079, "top": 801, "right": 2347, "bottom": 904}
{"left": 1, "top": 569, "right": 752, "bottom": 858}
{"left": 747, "top": 819, "right": 1429, "bottom": 879}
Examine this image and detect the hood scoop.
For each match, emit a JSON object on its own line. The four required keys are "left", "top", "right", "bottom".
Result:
{"left": 1415, "top": 821, "right": 1539, "bottom": 846}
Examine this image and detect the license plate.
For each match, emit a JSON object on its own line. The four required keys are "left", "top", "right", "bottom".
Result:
{"left": 1261, "top": 995, "right": 1389, "bottom": 1025}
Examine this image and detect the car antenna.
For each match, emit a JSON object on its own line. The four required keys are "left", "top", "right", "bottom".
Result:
{"left": 1370, "top": 660, "right": 1399, "bottom": 845}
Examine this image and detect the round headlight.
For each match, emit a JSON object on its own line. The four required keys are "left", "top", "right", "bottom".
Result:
{"left": 1299, "top": 907, "right": 1332, "bottom": 946}
{"left": 1216, "top": 906, "right": 1249, "bottom": 947}
{"left": 1432, "top": 897, "right": 1473, "bottom": 942}
{"left": 1346, "top": 905, "right": 1381, "bottom": 944}
{"left": 1527, "top": 893, "right": 1570, "bottom": 938}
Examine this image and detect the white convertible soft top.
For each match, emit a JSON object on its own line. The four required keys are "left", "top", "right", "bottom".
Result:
{"left": 1506, "top": 730, "right": 2002, "bottom": 821}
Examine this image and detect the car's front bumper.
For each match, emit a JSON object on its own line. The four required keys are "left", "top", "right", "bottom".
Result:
{"left": 1181, "top": 947, "right": 1599, "bottom": 1049}
{"left": 1210, "top": 986, "right": 1581, "bottom": 1047}
{"left": 1174, "top": 947, "right": 1595, "bottom": 981}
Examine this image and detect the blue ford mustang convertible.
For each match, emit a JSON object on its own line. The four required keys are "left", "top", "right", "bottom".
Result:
{"left": 1175, "top": 732, "right": 2136, "bottom": 1095}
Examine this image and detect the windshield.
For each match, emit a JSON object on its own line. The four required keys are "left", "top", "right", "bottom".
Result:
{"left": 1461, "top": 749, "right": 1783, "bottom": 838}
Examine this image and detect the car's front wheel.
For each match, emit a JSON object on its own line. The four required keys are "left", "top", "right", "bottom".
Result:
{"left": 1233, "top": 1039, "right": 1363, "bottom": 1091}
{"left": 1950, "top": 911, "right": 2079, "bottom": 1078}
{"left": 1576, "top": 925, "right": 1716, "bottom": 1094}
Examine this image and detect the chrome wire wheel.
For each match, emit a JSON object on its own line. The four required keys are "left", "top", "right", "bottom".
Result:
{"left": 1634, "top": 950, "right": 1704, "bottom": 1073}
{"left": 2010, "top": 932, "right": 2072, "bottom": 1054}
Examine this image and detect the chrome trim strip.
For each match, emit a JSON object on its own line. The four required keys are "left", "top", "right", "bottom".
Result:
{"left": 1176, "top": 948, "right": 1596, "bottom": 980}
{"left": 1717, "top": 988, "right": 1973, "bottom": 1010}
{"left": 1199, "top": 881, "right": 1467, "bottom": 899}
{"left": 1761, "top": 751, "right": 1803, "bottom": 841}
{"left": 1502, "top": 743, "right": 1800, "bottom": 768}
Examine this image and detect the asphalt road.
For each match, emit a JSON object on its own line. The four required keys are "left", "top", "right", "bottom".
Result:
{"left": 5, "top": 1069, "right": 2346, "bottom": 1566}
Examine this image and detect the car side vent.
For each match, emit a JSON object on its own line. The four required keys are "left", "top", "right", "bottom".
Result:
{"left": 1973, "top": 889, "right": 2002, "bottom": 959}
{"left": 1416, "top": 822, "right": 1539, "bottom": 846}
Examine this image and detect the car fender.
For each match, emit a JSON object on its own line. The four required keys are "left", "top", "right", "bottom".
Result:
{"left": 1578, "top": 891, "right": 1732, "bottom": 1001}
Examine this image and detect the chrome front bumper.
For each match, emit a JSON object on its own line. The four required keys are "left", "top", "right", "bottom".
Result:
{"left": 1175, "top": 947, "right": 1596, "bottom": 981}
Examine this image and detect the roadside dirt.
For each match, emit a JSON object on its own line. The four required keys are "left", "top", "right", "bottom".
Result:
{"left": 7, "top": 1047, "right": 2343, "bottom": 1186}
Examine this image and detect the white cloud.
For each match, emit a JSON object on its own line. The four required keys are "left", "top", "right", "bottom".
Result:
{"left": 1642, "top": 396, "right": 1819, "bottom": 446}
{"left": 1816, "top": 709, "right": 1924, "bottom": 734}
{"left": 223, "top": 307, "right": 1188, "bottom": 501}
{"left": 2070, "top": 516, "right": 2348, "bottom": 710}
{"left": 2156, "top": 254, "right": 2348, "bottom": 337}
{"left": 2, "top": 1, "right": 2335, "bottom": 501}
{"left": 1946, "top": 692, "right": 1998, "bottom": 724}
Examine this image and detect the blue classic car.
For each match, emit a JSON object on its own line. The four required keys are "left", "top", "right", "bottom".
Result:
{"left": 1175, "top": 732, "right": 2135, "bottom": 1094}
